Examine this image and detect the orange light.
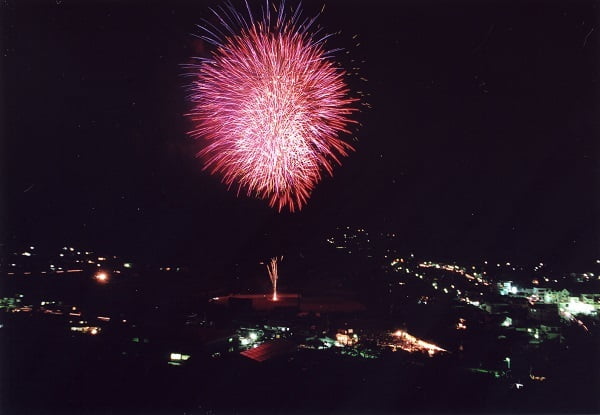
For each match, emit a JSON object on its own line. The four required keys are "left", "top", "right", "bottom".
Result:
{"left": 95, "top": 272, "right": 108, "bottom": 283}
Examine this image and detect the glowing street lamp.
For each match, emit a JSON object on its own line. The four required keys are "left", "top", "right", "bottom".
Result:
{"left": 95, "top": 271, "right": 108, "bottom": 283}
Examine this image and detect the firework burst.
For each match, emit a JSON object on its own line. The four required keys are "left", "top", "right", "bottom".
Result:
{"left": 186, "top": 1, "right": 358, "bottom": 212}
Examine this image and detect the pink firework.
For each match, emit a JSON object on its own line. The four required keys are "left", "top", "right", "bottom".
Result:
{"left": 186, "top": 2, "right": 358, "bottom": 212}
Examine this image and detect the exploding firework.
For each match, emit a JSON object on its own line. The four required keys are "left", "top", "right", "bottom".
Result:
{"left": 186, "top": 2, "right": 358, "bottom": 211}
{"left": 266, "top": 257, "right": 281, "bottom": 301}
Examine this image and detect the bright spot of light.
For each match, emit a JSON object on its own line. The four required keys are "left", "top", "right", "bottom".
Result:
{"left": 95, "top": 272, "right": 108, "bottom": 283}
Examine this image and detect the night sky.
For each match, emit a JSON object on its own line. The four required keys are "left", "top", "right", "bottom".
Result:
{"left": 2, "top": 0, "right": 598, "bottom": 272}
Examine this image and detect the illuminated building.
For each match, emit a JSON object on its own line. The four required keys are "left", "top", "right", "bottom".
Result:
{"left": 335, "top": 329, "right": 358, "bottom": 346}
{"left": 562, "top": 298, "right": 597, "bottom": 316}
{"left": 236, "top": 328, "right": 264, "bottom": 349}
{"left": 542, "top": 289, "right": 570, "bottom": 305}
{"left": 168, "top": 352, "right": 191, "bottom": 366}
{"left": 0, "top": 297, "right": 20, "bottom": 310}
{"left": 498, "top": 281, "right": 519, "bottom": 296}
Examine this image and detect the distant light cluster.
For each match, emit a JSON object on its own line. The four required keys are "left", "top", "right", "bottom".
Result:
{"left": 419, "top": 261, "right": 490, "bottom": 286}
{"left": 381, "top": 330, "right": 447, "bottom": 356}
{"left": 186, "top": 3, "right": 357, "bottom": 211}
{"left": 5, "top": 245, "right": 133, "bottom": 278}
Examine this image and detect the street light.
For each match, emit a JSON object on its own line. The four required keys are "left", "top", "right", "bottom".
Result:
{"left": 95, "top": 271, "right": 108, "bottom": 283}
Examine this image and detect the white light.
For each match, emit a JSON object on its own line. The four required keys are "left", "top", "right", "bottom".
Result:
{"left": 170, "top": 353, "right": 182, "bottom": 360}
{"left": 567, "top": 301, "right": 595, "bottom": 315}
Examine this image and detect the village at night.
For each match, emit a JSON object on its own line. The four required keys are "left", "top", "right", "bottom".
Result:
{"left": 2, "top": 231, "right": 599, "bottom": 413}
{"left": 2, "top": 0, "right": 598, "bottom": 414}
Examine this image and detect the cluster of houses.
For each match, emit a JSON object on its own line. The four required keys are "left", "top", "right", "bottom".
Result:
{"left": 469, "top": 281, "right": 598, "bottom": 346}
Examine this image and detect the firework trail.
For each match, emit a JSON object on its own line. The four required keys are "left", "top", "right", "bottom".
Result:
{"left": 266, "top": 256, "right": 280, "bottom": 301}
{"left": 186, "top": 1, "right": 358, "bottom": 212}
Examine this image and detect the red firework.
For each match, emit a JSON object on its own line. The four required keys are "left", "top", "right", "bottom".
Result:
{"left": 186, "top": 2, "right": 358, "bottom": 212}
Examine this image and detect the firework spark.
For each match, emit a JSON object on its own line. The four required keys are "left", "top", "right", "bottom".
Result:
{"left": 266, "top": 257, "right": 280, "bottom": 301}
{"left": 186, "top": 2, "right": 358, "bottom": 211}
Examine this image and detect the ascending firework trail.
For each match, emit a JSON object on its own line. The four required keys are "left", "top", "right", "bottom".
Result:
{"left": 185, "top": 1, "right": 359, "bottom": 212}
{"left": 266, "top": 257, "right": 280, "bottom": 301}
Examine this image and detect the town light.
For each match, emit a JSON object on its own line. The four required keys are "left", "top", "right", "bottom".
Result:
{"left": 95, "top": 272, "right": 108, "bottom": 283}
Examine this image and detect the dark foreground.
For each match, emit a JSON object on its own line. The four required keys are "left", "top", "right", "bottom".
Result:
{"left": 2, "top": 314, "right": 599, "bottom": 415}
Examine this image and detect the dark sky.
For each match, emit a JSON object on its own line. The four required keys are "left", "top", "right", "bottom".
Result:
{"left": 2, "top": 0, "right": 599, "bottom": 272}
